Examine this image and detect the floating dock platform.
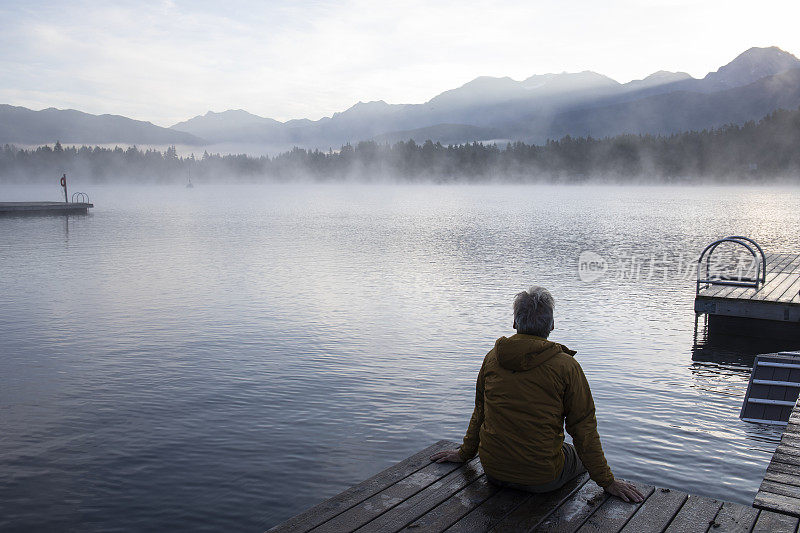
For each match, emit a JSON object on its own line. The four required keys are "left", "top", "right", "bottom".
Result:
{"left": 695, "top": 244, "right": 800, "bottom": 325}
{"left": 270, "top": 439, "right": 800, "bottom": 532}
{"left": 0, "top": 201, "right": 93, "bottom": 215}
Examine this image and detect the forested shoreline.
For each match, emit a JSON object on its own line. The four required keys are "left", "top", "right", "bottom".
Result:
{"left": 2, "top": 107, "right": 800, "bottom": 184}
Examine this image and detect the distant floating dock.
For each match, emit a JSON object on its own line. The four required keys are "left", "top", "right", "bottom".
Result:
{"left": 0, "top": 201, "right": 93, "bottom": 216}
{"left": 269, "top": 440, "right": 799, "bottom": 532}
{"left": 695, "top": 237, "right": 800, "bottom": 327}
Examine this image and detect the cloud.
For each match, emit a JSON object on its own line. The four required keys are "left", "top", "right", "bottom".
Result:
{"left": 0, "top": 0, "right": 799, "bottom": 126}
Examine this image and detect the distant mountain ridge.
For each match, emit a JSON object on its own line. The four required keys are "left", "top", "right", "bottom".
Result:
{"left": 1, "top": 46, "right": 799, "bottom": 150}
{"left": 546, "top": 67, "right": 800, "bottom": 140}
{"left": 0, "top": 105, "right": 204, "bottom": 145}
{"left": 167, "top": 46, "right": 800, "bottom": 148}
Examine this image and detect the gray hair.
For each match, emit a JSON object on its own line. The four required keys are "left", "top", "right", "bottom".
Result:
{"left": 513, "top": 286, "right": 555, "bottom": 338}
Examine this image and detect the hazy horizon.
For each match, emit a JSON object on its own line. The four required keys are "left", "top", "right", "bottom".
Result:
{"left": 3, "top": 1, "right": 800, "bottom": 126}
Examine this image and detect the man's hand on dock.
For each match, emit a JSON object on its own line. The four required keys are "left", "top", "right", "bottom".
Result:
{"left": 603, "top": 479, "right": 644, "bottom": 503}
{"left": 429, "top": 449, "right": 464, "bottom": 463}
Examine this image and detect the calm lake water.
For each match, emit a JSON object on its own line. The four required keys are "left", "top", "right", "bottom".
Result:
{"left": 1, "top": 183, "right": 799, "bottom": 531}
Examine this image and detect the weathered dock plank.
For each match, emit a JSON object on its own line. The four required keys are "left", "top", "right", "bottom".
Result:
{"left": 754, "top": 397, "right": 800, "bottom": 518}
{"left": 759, "top": 480, "right": 800, "bottom": 500}
{"left": 773, "top": 452, "right": 800, "bottom": 466}
{"left": 353, "top": 459, "right": 484, "bottom": 532}
{"left": 662, "top": 494, "right": 723, "bottom": 533}
{"left": 751, "top": 509, "right": 800, "bottom": 532}
{"left": 398, "top": 476, "right": 499, "bottom": 532}
{"left": 268, "top": 440, "right": 454, "bottom": 533}
{"left": 489, "top": 473, "right": 589, "bottom": 532}
{"left": 754, "top": 490, "right": 800, "bottom": 518}
{"left": 442, "top": 486, "right": 530, "bottom": 532}
{"left": 708, "top": 501, "right": 759, "bottom": 532}
{"left": 765, "top": 467, "right": 800, "bottom": 487}
{"left": 575, "top": 481, "right": 654, "bottom": 533}
{"left": 271, "top": 441, "right": 799, "bottom": 532}
{"left": 310, "top": 460, "right": 466, "bottom": 533}
{"left": 619, "top": 488, "right": 687, "bottom": 533}
{"left": 526, "top": 479, "right": 609, "bottom": 533}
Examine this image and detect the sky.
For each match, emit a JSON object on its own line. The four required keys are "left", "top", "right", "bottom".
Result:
{"left": 2, "top": 0, "right": 800, "bottom": 127}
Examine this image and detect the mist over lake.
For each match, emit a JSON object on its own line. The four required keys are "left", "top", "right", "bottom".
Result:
{"left": 1, "top": 183, "right": 798, "bottom": 531}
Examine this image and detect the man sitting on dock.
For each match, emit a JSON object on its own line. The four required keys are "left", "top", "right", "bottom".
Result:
{"left": 430, "top": 286, "right": 644, "bottom": 503}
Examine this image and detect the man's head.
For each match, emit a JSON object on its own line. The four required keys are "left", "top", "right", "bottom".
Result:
{"left": 513, "top": 286, "right": 555, "bottom": 338}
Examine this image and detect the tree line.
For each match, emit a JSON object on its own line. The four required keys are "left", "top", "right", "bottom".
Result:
{"left": 2, "top": 107, "right": 800, "bottom": 184}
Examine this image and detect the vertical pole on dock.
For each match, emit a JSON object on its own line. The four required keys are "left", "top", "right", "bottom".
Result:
{"left": 61, "top": 173, "right": 68, "bottom": 203}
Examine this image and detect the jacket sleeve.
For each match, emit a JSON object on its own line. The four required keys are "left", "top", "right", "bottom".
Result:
{"left": 563, "top": 361, "right": 615, "bottom": 488}
{"left": 458, "top": 357, "right": 487, "bottom": 461}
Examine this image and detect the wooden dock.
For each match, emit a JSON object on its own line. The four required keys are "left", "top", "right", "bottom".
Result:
{"left": 754, "top": 395, "right": 800, "bottom": 518}
{"left": 269, "top": 440, "right": 800, "bottom": 532}
{"left": 0, "top": 201, "right": 93, "bottom": 215}
{"left": 695, "top": 253, "right": 800, "bottom": 323}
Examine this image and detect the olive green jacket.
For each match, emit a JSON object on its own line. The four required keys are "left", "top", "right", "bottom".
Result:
{"left": 458, "top": 334, "right": 615, "bottom": 488}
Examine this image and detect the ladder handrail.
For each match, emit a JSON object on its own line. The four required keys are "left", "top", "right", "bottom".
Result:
{"left": 727, "top": 235, "right": 767, "bottom": 284}
{"left": 696, "top": 236, "right": 765, "bottom": 294}
{"left": 71, "top": 192, "right": 89, "bottom": 204}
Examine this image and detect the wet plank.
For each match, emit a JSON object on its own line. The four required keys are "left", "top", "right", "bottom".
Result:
{"left": 443, "top": 487, "right": 530, "bottom": 533}
{"left": 757, "top": 480, "right": 800, "bottom": 501}
{"left": 709, "top": 501, "right": 759, "bottom": 532}
{"left": 489, "top": 473, "right": 590, "bottom": 532}
{"left": 309, "top": 457, "right": 466, "bottom": 533}
{"left": 756, "top": 395, "right": 800, "bottom": 518}
{"left": 270, "top": 440, "right": 456, "bottom": 533}
{"left": 663, "top": 494, "right": 723, "bottom": 533}
{"left": 754, "top": 489, "right": 800, "bottom": 518}
{"left": 773, "top": 452, "right": 800, "bottom": 466}
{"left": 354, "top": 459, "right": 484, "bottom": 532}
{"left": 275, "top": 441, "right": 800, "bottom": 533}
{"left": 398, "top": 476, "right": 499, "bottom": 532}
{"left": 751, "top": 509, "right": 800, "bottom": 532}
{"left": 575, "top": 481, "right": 654, "bottom": 533}
{"left": 620, "top": 487, "right": 687, "bottom": 533}
{"left": 529, "top": 479, "right": 609, "bottom": 533}
{"left": 773, "top": 439, "right": 800, "bottom": 458}
{"left": 765, "top": 467, "right": 800, "bottom": 488}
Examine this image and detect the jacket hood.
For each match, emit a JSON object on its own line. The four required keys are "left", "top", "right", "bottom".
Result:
{"left": 495, "top": 334, "right": 576, "bottom": 372}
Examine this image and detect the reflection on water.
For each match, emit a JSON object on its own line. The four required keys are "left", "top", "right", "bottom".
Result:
{"left": 1, "top": 184, "right": 798, "bottom": 531}
{"left": 692, "top": 313, "right": 800, "bottom": 365}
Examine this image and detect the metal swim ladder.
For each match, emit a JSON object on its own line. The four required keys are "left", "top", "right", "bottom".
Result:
{"left": 741, "top": 351, "right": 800, "bottom": 425}
{"left": 696, "top": 235, "right": 767, "bottom": 294}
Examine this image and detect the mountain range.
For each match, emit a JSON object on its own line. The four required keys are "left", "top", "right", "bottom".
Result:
{"left": 0, "top": 105, "right": 202, "bottom": 146}
{"left": 2, "top": 46, "right": 800, "bottom": 152}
